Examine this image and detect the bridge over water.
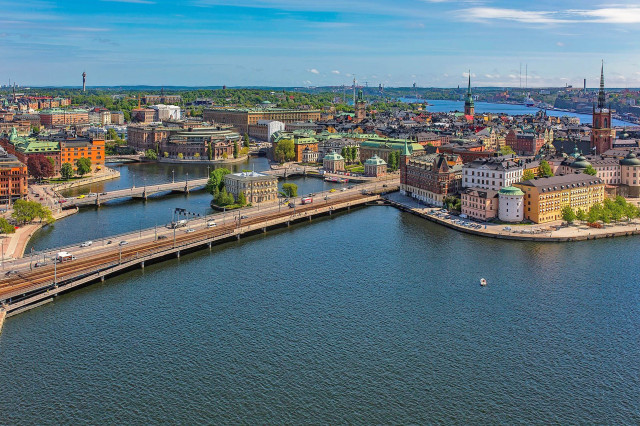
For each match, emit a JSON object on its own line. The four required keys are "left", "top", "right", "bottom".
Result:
{"left": 0, "top": 181, "right": 397, "bottom": 320}
{"left": 63, "top": 177, "right": 210, "bottom": 207}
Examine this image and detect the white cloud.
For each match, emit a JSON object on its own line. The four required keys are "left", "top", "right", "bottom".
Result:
{"left": 331, "top": 70, "right": 340, "bottom": 74}
{"left": 556, "top": 41, "right": 564, "bottom": 46}
{"left": 308, "top": 68, "right": 319, "bottom": 74}
{"left": 457, "top": 6, "right": 640, "bottom": 25}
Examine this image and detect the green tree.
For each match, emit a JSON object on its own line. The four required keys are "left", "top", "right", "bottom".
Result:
{"left": 208, "top": 141, "right": 213, "bottom": 161}
{"left": 237, "top": 191, "right": 247, "bottom": 206}
{"left": 281, "top": 183, "right": 298, "bottom": 197}
{"left": 61, "top": 162, "right": 74, "bottom": 180}
{"left": 576, "top": 208, "right": 587, "bottom": 222}
{"left": 144, "top": 149, "right": 158, "bottom": 160}
{"left": 76, "top": 157, "right": 92, "bottom": 176}
{"left": 584, "top": 165, "right": 598, "bottom": 176}
{"left": 274, "top": 139, "right": 295, "bottom": 163}
{"left": 107, "top": 128, "right": 118, "bottom": 140}
{"left": 233, "top": 140, "right": 239, "bottom": 159}
{"left": 387, "top": 151, "right": 399, "bottom": 171}
{"left": 538, "top": 160, "right": 553, "bottom": 177}
{"left": 561, "top": 205, "right": 576, "bottom": 224}
{"left": 0, "top": 217, "right": 15, "bottom": 234}
{"left": 205, "top": 167, "right": 231, "bottom": 194}
{"left": 11, "top": 200, "right": 54, "bottom": 225}
{"left": 522, "top": 169, "right": 535, "bottom": 181}
{"left": 499, "top": 145, "right": 515, "bottom": 155}
{"left": 164, "top": 151, "right": 169, "bottom": 158}
{"left": 587, "top": 203, "right": 603, "bottom": 223}
{"left": 243, "top": 133, "right": 250, "bottom": 148}
{"left": 624, "top": 203, "right": 640, "bottom": 221}
{"left": 350, "top": 146, "right": 358, "bottom": 163}
{"left": 341, "top": 147, "right": 349, "bottom": 163}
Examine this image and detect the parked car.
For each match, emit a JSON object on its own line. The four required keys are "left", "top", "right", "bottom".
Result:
{"left": 240, "top": 215, "right": 249, "bottom": 219}
{"left": 80, "top": 241, "right": 93, "bottom": 247}
{"left": 5, "top": 270, "right": 19, "bottom": 276}
{"left": 341, "top": 188, "right": 347, "bottom": 192}
{"left": 34, "top": 262, "right": 48, "bottom": 268}
{"left": 157, "top": 235, "right": 168, "bottom": 240}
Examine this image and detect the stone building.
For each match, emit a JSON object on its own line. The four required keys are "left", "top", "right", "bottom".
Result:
{"left": 223, "top": 171, "right": 278, "bottom": 204}
{"left": 497, "top": 186, "right": 525, "bottom": 222}
{"left": 461, "top": 188, "right": 498, "bottom": 221}
{"left": 364, "top": 155, "right": 387, "bottom": 177}
{"left": 323, "top": 150, "right": 345, "bottom": 172}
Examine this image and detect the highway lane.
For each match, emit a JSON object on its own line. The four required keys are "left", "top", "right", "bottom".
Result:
{"left": 0, "top": 180, "right": 398, "bottom": 299}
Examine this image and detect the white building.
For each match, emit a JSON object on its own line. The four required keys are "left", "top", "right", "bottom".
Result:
{"left": 248, "top": 120, "right": 285, "bottom": 141}
{"left": 498, "top": 186, "right": 525, "bottom": 222}
{"left": 150, "top": 104, "right": 181, "bottom": 121}
{"left": 462, "top": 157, "right": 523, "bottom": 191}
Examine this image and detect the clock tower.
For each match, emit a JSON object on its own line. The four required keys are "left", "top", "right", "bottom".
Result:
{"left": 591, "top": 62, "right": 613, "bottom": 155}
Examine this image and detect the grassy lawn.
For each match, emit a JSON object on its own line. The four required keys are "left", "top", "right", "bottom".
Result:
{"left": 345, "top": 165, "right": 364, "bottom": 173}
{"left": 45, "top": 177, "right": 85, "bottom": 183}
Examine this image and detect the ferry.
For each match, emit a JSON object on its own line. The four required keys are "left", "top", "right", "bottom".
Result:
{"left": 524, "top": 95, "right": 536, "bottom": 107}
{"left": 325, "top": 176, "right": 348, "bottom": 183}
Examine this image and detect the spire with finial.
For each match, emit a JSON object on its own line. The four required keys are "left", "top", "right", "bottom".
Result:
{"left": 467, "top": 69, "right": 472, "bottom": 97}
{"left": 597, "top": 60, "right": 606, "bottom": 109}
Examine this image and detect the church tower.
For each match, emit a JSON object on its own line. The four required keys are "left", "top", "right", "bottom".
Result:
{"left": 591, "top": 62, "right": 612, "bottom": 155}
{"left": 355, "top": 89, "right": 366, "bottom": 123}
{"left": 464, "top": 71, "right": 474, "bottom": 116}
{"left": 399, "top": 139, "right": 412, "bottom": 195}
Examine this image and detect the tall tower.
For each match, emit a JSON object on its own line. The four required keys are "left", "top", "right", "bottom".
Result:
{"left": 355, "top": 89, "right": 366, "bottom": 123}
{"left": 82, "top": 71, "right": 86, "bottom": 92}
{"left": 399, "top": 139, "right": 412, "bottom": 195}
{"left": 591, "top": 62, "right": 612, "bottom": 155}
{"left": 464, "top": 71, "right": 474, "bottom": 116}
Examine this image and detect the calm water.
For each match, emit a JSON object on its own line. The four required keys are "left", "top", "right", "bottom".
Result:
{"left": 1, "top": 207, "right": 639, "bottom": 423}
{"left": 401, "top": 98, "right": 635, "bottom": 127}
{"left": 27, "top": 160, "right": 343, "bottom": 251}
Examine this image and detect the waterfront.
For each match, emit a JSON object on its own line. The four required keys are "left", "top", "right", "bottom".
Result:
{"left": 26, "top": 159, "right": 343, "bottom": 251}
{"left": 1, "top": 206, "right": 639, "bottom": 423}
{"left": 401, "top": 98, "right": 636, "bottom": 127}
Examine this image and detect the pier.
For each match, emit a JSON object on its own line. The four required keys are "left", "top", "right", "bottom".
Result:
{"left": 0, "top": 183, "right": 394, "bottom": 317}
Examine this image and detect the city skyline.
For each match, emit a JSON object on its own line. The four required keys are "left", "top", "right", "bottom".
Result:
{"left": 2, "top": 0, "right": 640, "bottom": 87}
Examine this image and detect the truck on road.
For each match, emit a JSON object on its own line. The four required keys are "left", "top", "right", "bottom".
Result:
{"left": 301, "top": 197, "right": 313, "bottom": 205}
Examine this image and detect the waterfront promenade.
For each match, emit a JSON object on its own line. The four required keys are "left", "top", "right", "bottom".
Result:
{"left": 386, "top": 192, "right": 640, "bottom": 242}
{"left": 0, "top": 181, "right": 395, "bottom": 318}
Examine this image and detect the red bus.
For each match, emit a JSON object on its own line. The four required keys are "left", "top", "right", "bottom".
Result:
{"left": 301, "top": 197, "right": 313, "bottom": 205}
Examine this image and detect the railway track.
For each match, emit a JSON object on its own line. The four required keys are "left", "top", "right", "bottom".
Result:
{"left": 0, "top": 192, "right": 375, "bottom": 301}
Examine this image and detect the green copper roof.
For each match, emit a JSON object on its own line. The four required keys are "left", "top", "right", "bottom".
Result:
{"left": 401, "top": 139, "right": 411, "bottom": 156}
{"left": 620, "top": 152, "right": 640, "bottom": 166}
{"left": 499, "top": 186, "right": 524, "bottom": 196}
{"left": 571, "top": 155, "right": 591, "bottom": 169}
{"left": 323, "top": 151, "right": 344, "bottom": 161}
{"left": 365, "top": 155, "right": 386, "bottom": 166}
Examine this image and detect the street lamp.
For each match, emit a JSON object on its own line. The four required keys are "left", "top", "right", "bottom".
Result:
{"left": 172, "top": 169, "right": 175, "bottom": 184}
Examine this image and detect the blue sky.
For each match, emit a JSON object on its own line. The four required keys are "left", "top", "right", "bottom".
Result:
{"left": 2, "top": 0, "right": 640, "bottom": 87}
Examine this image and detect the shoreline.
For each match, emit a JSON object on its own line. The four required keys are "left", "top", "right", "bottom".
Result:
{"left": 157, "top": 155, "right": 250, "bottom": 165}
{"left": 386, "top": 194, "right": 640, "bottom": 243}
{"left": 49, "top": 168, "right": 121, "bottom": 192}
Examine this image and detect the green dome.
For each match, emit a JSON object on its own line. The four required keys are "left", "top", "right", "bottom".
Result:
{"left": 499, "top": 186, "right": 524, "bottom": 196}
{"left": 324, "top": 151, "right": 344, "bottom": 161}
{"left": 620, "top": 152, "right": 640, "bottom": 166}
{"left": 571, "top": 155, "right": 591, "bottom": 169}
{"left": 365, "top": 155, "right": 386, "bottom": 166}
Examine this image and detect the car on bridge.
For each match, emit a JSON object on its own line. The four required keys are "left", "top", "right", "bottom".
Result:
{"left": 119, "top": 241, "right": 128, "bottom": 246}
{"left": 185, "top": 229, "right": 195, "bottom": 233}
{"left": 77, "top": 195, "right": 85, "bottom": 199}
{"left": 207, "top": 221, "right": 217, "bottom": 228}
{"left": 80, "top": 241, "right": 93, "bottom": 247}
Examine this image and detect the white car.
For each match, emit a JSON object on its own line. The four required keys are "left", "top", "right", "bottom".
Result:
{"left": 206, "top": 221, "right": 217, "bottom": 228}
{"left": 185, "top": 228, "right": 195, "bottom": 233}
{"left": 80, "top": 241, "right": 93, "bottom": 247}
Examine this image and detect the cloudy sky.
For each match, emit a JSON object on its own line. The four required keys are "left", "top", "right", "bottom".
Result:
{"left": 2, "top": 0, "right": 640, "bottom": 87}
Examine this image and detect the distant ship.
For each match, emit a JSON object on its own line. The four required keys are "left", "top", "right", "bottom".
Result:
{"left": 524, "top": 94, "right": 536, "bottom": 107}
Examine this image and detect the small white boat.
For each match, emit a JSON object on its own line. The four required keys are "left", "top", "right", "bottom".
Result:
{"left": 480, "top": 278, "right": 487, "bottom": 286}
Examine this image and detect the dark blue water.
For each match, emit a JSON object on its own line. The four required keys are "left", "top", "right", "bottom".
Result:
{"left": 1, "top": 207, "right": 639, "bottom": 423}
{"left": 401, "top": 98, "right": 635, "bottom": 127}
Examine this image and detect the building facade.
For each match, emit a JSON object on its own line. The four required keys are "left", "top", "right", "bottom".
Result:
{"left": 364, "top": 155, "right": 387, "bottom": 177}
{"left": 461, "top": 188, "right": 498, "bottom": 221}
{"left": 401, "top": 151, "right": 463, "bottom": 207}
{"left": 204, "top": 108, "right": 322, "bottom": 134}
{"left": 223, "top": 171, "right": 278, "bottom": 204}
{"left": 514, "top": 174, "right": 605, "bottom": 223}
{"left": 462, "top": 157, "right": 523, "bottom": 191}
{"left": 39, "top": 109, "right": 89, "bottom": 127}
{"left": 497, "top": 186, "right": 525, "bottom": 222}
{"left": 591, "top": 64, "right": 613, "bottom": 155}
{"left": 0, "top": 146, "right": 28, "bottom": 203}
{"left": 323, "top": 151, "right": 345, "bottom": 172}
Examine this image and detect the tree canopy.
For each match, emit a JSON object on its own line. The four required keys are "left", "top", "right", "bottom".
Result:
{"left": 281, "top": 183, "right": 298, "bottom": 198}
{"left": 205, "top": 167, "right": 231, "bottom": 194}
{"left": 11, "top": 199, "right": 54, "bottom": 225}
{"left": 274, "top": 139, "right": 295, "bottom": 163}
{"left": 61, "top": 162, "right": 74, "bottom": 180}
{"left": 76, "top": 157, "right": 92, "bottom": 176}
{"left": 27, "top": 154, "right": 55, "bottom": 180}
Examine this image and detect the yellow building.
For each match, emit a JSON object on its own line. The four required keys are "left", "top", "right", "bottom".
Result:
{"left": 514, "top": 173, "right": 604, "bottom": 223}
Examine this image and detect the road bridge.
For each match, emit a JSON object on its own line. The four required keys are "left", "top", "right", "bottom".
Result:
{"left": 63, "top": 177, "right": 210, "bottom": 207}
{"left": 0, "top": 183, "right": 396, "bottom": 318}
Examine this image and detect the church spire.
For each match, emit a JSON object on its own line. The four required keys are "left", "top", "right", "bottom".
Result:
{"left": 467, "top": 70, "right": 471, "bottom": 97}
{"left": 598, "top": 60, "right": 606, "bottom": 109}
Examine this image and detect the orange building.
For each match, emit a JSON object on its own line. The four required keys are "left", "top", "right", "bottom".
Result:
{"left": 60, "top": 138, "right": 105, "bottom": 172}
{"left": 0, "top": 147, "right": 28, "bottom": 203}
